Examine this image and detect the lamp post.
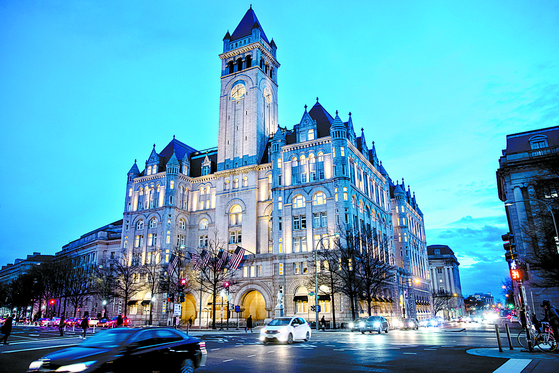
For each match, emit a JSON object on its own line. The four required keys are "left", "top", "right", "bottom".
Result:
{"left": 314, "top": 233, "right": 339, "bottom": 331}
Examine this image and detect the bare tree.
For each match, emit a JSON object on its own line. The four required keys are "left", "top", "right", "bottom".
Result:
{"left": 111, "top": 251, "right": 143, "bottom": 318}
{"left": 432, "top": 290, "right": 454, "bottom": 318}
{"left": 141, "top": 248, "right": 165, "bottom": 325}
{"left": 195, "top": 232, "right": 239, "bottom": 329}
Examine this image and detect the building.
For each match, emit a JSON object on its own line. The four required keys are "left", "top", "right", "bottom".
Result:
{"left": 55, "top": 220, "right": 123, "bottom": 319}
{"left": 119, "top": 7, "right": 431, "bottom": 326}
{"left": 0, "top": 253, "right": 54, "bottom": 317}
{"left": 427, "top": 245, "right": 464, "bottom": 319}
{"left": 497, "top": 126, "right": 559, "bottom": 313}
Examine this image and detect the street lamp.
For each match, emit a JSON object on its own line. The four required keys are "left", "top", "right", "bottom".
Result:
{"left": 314, "top": 233, "right": 339, "bottom": 331}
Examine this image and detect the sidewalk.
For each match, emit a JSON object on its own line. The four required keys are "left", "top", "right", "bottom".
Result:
{"left": 467, "top": 347, "right": 559, "bottom": 372}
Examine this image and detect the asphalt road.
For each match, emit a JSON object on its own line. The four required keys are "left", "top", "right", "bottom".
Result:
{"left": 0, "top": 323, "right": 553, "bottom": 373}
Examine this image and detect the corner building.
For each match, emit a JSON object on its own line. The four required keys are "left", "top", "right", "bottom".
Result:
{"left": 122, "top": 8, "right": 430, "bottom": 326}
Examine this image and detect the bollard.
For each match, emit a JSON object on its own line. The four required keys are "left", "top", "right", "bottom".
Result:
{"left": 505, "top": 323, "right": 513, "bottom": 350}
{"left": 495, "top": 324, "right": 503, "bottom": 352}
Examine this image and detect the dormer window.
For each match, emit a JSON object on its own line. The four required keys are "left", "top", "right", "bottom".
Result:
{"left": 308, "top": 129, "right": 314, "bottom": 141}
{"left": 202, "top": 165, "right": 210, "bottom": 176}
{"left": 530, "top": 135, "right": 548, "bottom": 150}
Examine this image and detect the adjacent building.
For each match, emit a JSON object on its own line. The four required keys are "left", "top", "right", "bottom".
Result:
{"left": 427, "top": 245, "right": 464, "bottom": 319}
{"left": 497, "top": 126, "right": 559, "bottom": 313}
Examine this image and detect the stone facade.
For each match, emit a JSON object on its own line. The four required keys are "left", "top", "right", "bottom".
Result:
{"left": 497, "top": 125, "right": 559, "bottom": 313}
{"left": 427, "top": 245, "right": 465, "bottom": 319}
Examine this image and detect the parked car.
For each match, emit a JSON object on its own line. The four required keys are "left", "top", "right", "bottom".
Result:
{"left": 97, "top": 318, "right": 109, "bottom": 327}
{"left": 359, "top": 316, "right": 389, "bottom": 334}
{"left": 108, "top": 316, "right": 131, "bottom": 327}
{"left": 260, "top": 316, "right": 312, "bottom": 344}
{"left": 38, "top": 318, "right": 50, "bottom": 326}
{"left": 47, "top": 317, "right": 61, "bottom": 327}
{"left": 28, "top": 327, "right": 207, "bottom": 373}
{"left": 88, "top": 318, "right": 100, "bottom": 326}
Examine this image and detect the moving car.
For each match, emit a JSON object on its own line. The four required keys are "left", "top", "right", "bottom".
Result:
{"left": 260, "top": 317, "right": 311, "bottom": 344}
{"left": 359, "top": 316, "right": 389, "bottom": 334}
{"left": 28, "top": 327, "right": 206, "bottom": 373}
{"left": 47, "top": 317, "right": 61, "bottom": 327}
{"left": 348, "top": 318, "right": 365, "bottom": 332}
{"left": 394, "top": 318, "right": 419, "bottom": 330}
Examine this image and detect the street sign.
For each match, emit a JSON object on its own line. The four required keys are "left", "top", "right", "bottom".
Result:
{"left": 173, "top": 304, "right": 182, "bottom": 316}
{"left": 235, "top": 305, "right": 241, "bottom": 313}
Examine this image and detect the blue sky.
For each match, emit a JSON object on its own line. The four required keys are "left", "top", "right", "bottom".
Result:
{"left": 1, "top": 0, "right": 558, "bottom": 302}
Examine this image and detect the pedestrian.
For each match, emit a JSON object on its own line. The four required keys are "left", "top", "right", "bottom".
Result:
{"left": 80, "top": 314, "right": 89, "bottom": 339}
{"left": 59, "top": 315, "right": 65, "bottom": 336}
{"left": 188, "top": 317, "right": 193, "bottom": 327}
{"left": 1, "top": 314, "right": 14, "bottom": 345}
{"left": 320, "top": 316, "right": 326, "bottom": 331}
{"left": 541, "top": 300, "right": 559, "bottom": 351}
{"left": 116, "top": 314, "right": 123, "bottom": 327}
{"left": 246, "top": 315, "right": 253, "bottom": 333}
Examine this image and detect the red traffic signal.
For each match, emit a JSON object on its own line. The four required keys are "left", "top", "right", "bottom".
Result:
{"left": 224, "top": 281, "right": 230, "bottom": 288}
{"left": 180, "top": 278, "right": 186, "bottom": 286}
{"left": 510, "top": 269, "right": 523, "bottom": 281}
{"left": 49, "top": 299, "right": 55, "bottom": 305}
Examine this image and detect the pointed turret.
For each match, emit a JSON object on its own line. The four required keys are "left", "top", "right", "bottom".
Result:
{"left": 369, "top": 141, "right": 379, "bottom": 169}
{"left": 230, "top": 7, "right": 269, "bottom": 43}
{"left": 295, "top": 104, "right": 318, "bottom": 142}
{"left": 201, "top": 154, "right": 212, "bottom": 176}
{"left": 181, "top": 151, "right": 190, "bottom": 176}
{"left": 330, "top": 110, "right": 346, "bottom": 140}
{"left": 127, "top": 159, "right": 140, "bottom": 182}
{"left": 166, "top": 151, "right": 179, "bottom": 174}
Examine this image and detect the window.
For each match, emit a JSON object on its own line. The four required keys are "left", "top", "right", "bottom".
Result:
{"left": 199, "top": 218, "right": 208, "bottom": 230}
{"left": 343, "top": 187, "right": 348, "bottom": 201}
{"left": 199, "top": 235, "right": 208, "bottom": 248}
{"left": 225, "top": 180, "right": 230, "bottom": 190}
{"left": 243, "top": 176, "right": 248, "bottom": 187}
{"left": 147, "top": 233, "right": 157, "bottom": 246}
{"left": 308, "top": 129, "right": 314, "bottom": 140}
{"left": 170, "top": 181, "right": 174, "bottom": 189}
{"left": 134, "top": 235, "right": 143, "bottom": 247}
{"left": 234, "top": 179, "right": 239, "bottom": 188}
{"left": 148, "top": 218, "right": 157, "bottom": 229}
{"left": 530, "top": 135, "right": 548, "bottom": 150}
{"left": 293, "top": 195, "right": 304, "bottom": 208}
{"left": 136, "top": 220, "right": 144, "bottom": 230}
{"left": 278, "top": 196, "right": 283, "bottom": 210}
{"left": 318, "top": 152, "right": 324, "bottom": 162}
{"left": 278, "top": 216, "right": 282, "bottom": 231}
{"left": 293, "top": 215, "right": 306, "bottom": 230}
{"left": 341, "top": 147, "right": 345, "bottom": 156}
{"left": 313, "top": 192, "right": 326, "bottom": 205}
{"left": 277, "top": 159, "right": 282, "bottom": 169}
{"left": 294, "top": 262, "right": 300, "bottom": 274}
{"left": 279, "top": 263, "right": 284, "bottom": 275}
{"left": 279, "top": 238, "right": 283, "bottom": 253}
{"left": 178, "top": 218, "right": 186, "bottom": 230}
{"left": 229, "top": 230, "right": 241, "bottom": 244}
{"left": 229, "top": 205, "right": 242, "bottom": 226}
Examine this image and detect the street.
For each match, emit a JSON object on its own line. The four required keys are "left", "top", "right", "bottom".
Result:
{"left": 1, "top": 322, "right": 557, "bottom": 373}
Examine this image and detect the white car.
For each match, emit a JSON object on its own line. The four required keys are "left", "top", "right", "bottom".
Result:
{"left": 260, "top": 317, "right": 312, "bottom": 344}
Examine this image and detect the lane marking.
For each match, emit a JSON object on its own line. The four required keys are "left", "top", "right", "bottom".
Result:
{"left": 223, "top": 359, "right": 233, "bottom": 363}
{"left": 247, "top": 354, "right": 256, "bottom": 358}
{"left": 2, "top": 344, "right": 77, "bottom": 354}
{"left": 492, "top": 359, "right": 531, "bottom": 373}
{"left": 267, "top": 351, "right": 274, "bottom": 354}
{"left": 403, "top": 352, "right": 417, "bottom": 355}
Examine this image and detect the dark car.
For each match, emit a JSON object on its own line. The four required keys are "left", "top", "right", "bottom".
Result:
{"left": 359, "top": 316, "right": 389, "bottom": 334}
{"left": 348, "top": 318, "right": 366, "bottom": 332}
{"left": 27, "top": 327, "right": 207, "bottom": 373}
{"left": 400, "top": 318, "right": 419, "bottom": 330}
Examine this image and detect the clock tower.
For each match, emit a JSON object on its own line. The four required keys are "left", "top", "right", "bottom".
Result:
{"left": 217, "top": 7, "right": 279, "bottom": 171}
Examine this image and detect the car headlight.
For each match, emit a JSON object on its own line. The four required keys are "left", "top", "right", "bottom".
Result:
{"left": 278, "top": 327, "right": 288, "bottom": 334}
{"left": 349, "top": 322, "right": 354, "bottom": 328}
{"left": 359, "top": 322, "right": 365, "bottom": 327}
{"left": 373, "top": 322, "right": 380, "bottom": 328}
{"left": 260, "top": 328, "right": 266, "bottom": 334}
{"left": 55, "top": 361, "right": 96, "bottom": 372}
{"left": 29, "top": 361, "right": 44, "bottom": 370}
{"left": 408, "top": 323, "right": 414, "bottom": 327}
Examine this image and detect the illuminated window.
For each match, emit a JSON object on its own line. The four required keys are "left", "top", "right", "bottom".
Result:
{"left": 149, "top": 218, "right": 157, "bottom": 229}
{"left": 128, "top": 188, "right": 133, "bottom": 197}
{"left": 291, "top": 157, "right": 298, "bottom": 166}
{"left": 277, "top": 159, "right": 282, "bottom": 169}
{"left": 308, "top": 129, "right": 314, "bottom": 140}
{"left": 199, "top": 235, "right": 208, "bottom": 247}
{"left": 278, "top": 196, "right": 283, "bottom": 210}
{"left": 318, "top": 152, "right": 324, "bottom": 162}
{"left": 170, "top": 181, "right": 174, "bottom": 189}
{"left": 313, "top": 192, "right": 326, "bottom": 205}
{"left": 293, "top": 195, "right": 304, "bottom": 208}
{"left": 343, "top": 187, "right": 348, "bottom": 201}
{"left": 179, "top": 218, "right": 186, "bottom": 230}
{"left": 225, "top": 180, "right": 230, "bottom": 190}
{"left": 234, "top": 179, "right": 239, "bottom": 188}
{"left": 279, "top": 238, "right": 283, "bottom": 253}
{"left": 199, "top": 218, "right": 208, "bottom": 230}
{"left": 341, "top": 147, "right": 345, "bottom": 156}
{"left": 229, "top": 205, "right": 242, "bottom": 226}
{"left": 136, "top": 220, "right": 144, "bottom": 230}
{"left": 243, "top": 176, "right": 248, "bottom": 187}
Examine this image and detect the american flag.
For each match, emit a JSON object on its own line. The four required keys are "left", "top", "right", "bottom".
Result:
{"left": 194, "top": 250, "right": 210, "bottom": 271}
{"left": 167, "top": 253, "right": 179, "bottom": 275}
{"left": 228, "top": 246, "right": 245, "bottom": 270}
{"left": 188, "top": 251, "right": 200, "bottom": 270}
{"left": 216, "top": 250, "right": 227, "bottom": 271}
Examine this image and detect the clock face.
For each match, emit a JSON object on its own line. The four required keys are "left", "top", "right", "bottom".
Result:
{"left": 264, "top": 87, "right": 272, "bottom": 104}
{"left": 231, "top": 84, "right": 246, "bottom": 100}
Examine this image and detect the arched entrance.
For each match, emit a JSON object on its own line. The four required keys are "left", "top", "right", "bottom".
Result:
{"left": 242, "top": 290, "right": 266, "bottom": 323}
{"left": 180, "top": 293, "right": 197, "bottom": 324}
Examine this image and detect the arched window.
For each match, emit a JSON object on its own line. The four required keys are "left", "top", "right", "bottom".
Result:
{"left": 309, "top": 154, "right": 315, "bottom": 163}
{"left": 300, "top": 155, "right": 306, "bottom": 165}
{"left": 291, "top": 157, "right": 298, "bottom": 166}
{"left": 229, "top": 205, "right": 242, "bottom": 226}
{"left": 149, "top": 217, "right": 157, "bottom": 229}
{"left": 179, "top": 218, "right": 186, "bottom": 230}
{"left": 313, "top": 191, "right": 326, "bottom": 205}
{"left": 225, "top": 180, "right": 230, "bottom": 190}
{"left": 237, "top": 58, "right": 243, "bottom": 72}
{"left": 199, "top": 218, "right": 208, "bottom": 230}
{"left": 308, "top": 129, "right": 314, "bottom": 141}
{"left": 318, "top": 152, "right": 324, "bottom": 162}
{"left": 246, "top": 55, "right": 252, "bottom": 68}
{"left": 234, "top": 179, "right": 239, "bottom": 188}
{"left": 228, "top": 61, "right": 234, "bottom": 74}
{"left": 293, "top": 195, "right": 304, "bottom": 209}
{"left": 139, "top": 187, "right": 144, "bottom": 196}
{"left": 200, "top": 187, "right": 205, "bottom": 195}
{"left": 136, "top": 220, "right": 144, "bottom": 230}
{"left": 243, "top": 176, "right": 248, "bottom": 187}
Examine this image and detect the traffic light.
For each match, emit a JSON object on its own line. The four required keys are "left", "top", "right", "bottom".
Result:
{"left": 180, "top": 278, "right": 186, "bottom": 286}
{"left": 49, "top": 299, "right": 55, "bottom": 305}
{"left": 502, "top": 233, "right": 516, "bottom": 261}
{"left": 510, "top": 268, "right": 523, "bottom": 281}
{"left": 224, "top": 281, "right": 230, "bottom": 289}
{"left": 179, "top": 294, "right": 185, "bottom": 303}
